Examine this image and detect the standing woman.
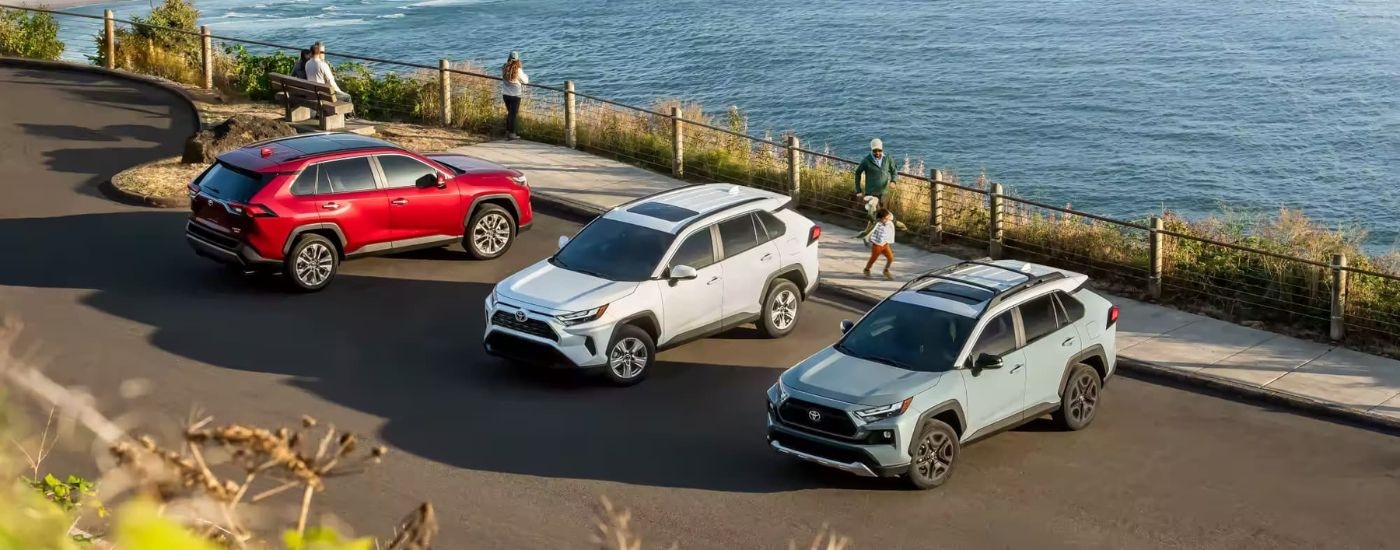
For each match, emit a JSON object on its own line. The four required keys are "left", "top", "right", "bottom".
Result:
{"left": 500, "top": 51, "right": 529, "bottom": 140}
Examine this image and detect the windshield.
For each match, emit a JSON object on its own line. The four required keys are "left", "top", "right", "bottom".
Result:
{"left": 551, "top": 218, "right": 674, "bottom": 281}
{"left": 835, "top": 300, "right": 976, "bottom": 372}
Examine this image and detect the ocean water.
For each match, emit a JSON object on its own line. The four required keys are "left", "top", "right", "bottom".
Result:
{"left": 59, "top": 0, "right": 1400, "bottom": 251}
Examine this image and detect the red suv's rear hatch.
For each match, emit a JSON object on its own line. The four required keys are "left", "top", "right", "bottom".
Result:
{"left": 188, "top": 160, "right": 275, "bottom": 236}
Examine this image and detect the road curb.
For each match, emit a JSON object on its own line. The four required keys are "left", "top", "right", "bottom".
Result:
{"left": 102, "top": 156, "right": 191, "bottom": 209}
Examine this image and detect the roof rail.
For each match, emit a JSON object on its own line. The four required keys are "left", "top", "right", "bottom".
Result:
{"left": 899, "top": 259, "right": 1066, "bottom": 311}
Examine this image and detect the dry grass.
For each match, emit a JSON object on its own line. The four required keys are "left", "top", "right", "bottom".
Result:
{"left": 110, "top": 156, "right": 204, "bottom": 201}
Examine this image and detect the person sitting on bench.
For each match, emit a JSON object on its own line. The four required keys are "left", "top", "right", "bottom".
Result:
{"left": 304, "top": 42, "right": 354, "bottom": 118}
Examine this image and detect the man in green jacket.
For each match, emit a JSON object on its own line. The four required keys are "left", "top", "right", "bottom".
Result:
{"left": 854, "top": 138, "right": 897, "bottom": 238}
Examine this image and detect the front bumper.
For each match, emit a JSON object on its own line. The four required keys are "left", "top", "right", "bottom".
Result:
{"left": 185, "top": 221, "right": 276, "bottom": 267}
{"left": 481, "top": 298, "right": 611, "bottom": 368}
{"left": 765, "top": 393, "right": 911, "bottom": 478}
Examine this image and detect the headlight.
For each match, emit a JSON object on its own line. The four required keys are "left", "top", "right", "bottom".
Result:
{"left": 854, "top": 397, "right": 913, "bottom": 422}
{"left": 556, "top": 304, "right": 608, "bottom": 326}
{"left": 486, "top": 289, "right": 498, "bottom": 308}
{"left": 774, "top": 380, "right": 789, "bottom": 403}
{"left": 510, "top": 174, "right": 528, "bottom": 187}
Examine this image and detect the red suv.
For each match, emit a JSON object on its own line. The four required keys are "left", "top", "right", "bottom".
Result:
{"left": 184, "top": 132, "right": 533, "bottom": 291}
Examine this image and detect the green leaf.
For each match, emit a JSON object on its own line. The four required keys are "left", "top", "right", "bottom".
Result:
{"left": 113, "top": 499, "right": 220, "bottom": 550}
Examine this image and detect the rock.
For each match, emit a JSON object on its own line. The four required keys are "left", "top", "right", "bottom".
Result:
{"left": 182, "top": 114, "right": 298, "bottom": 164}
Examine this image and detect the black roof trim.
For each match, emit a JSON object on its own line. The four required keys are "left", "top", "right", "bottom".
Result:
{"left": 900, "top": 259, "right": 1067, "bottom": 314}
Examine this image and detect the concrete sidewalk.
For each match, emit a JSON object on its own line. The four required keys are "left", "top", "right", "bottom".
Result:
{"left": 451, "top": 140, "right": 1400, "bottom": 428}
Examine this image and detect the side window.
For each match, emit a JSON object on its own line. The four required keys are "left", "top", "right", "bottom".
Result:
{"left": 318, "top": 157, "right": 377, "bottom": 193}
{"left": 1018, "top": 294, "right": 1061, "bottom": 343}
{"left": 671, "top": 227, "right": 716, "bottom": 269}
{"left": 717, "top": 214, "right": 760, "bottom": 258}
{"left": 290, "top": 166, "right": 319, "bottom": 196}
{"left": 377, "top": 154, "right": 437, "bottom": 188}
{"left": 969, "top": 312, "right": 1017, "bottom": 359}
{"left": 1055, "top": 292, "right": 1085, "bottom": 325}
{"left": 755, "top": 210, "right": 786, "bottom": 241}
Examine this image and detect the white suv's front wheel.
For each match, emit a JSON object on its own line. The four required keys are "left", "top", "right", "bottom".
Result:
{"left": 603, "top": 325, "right": 654, "bottom": 386}
{"left": 758, "top": 279, "right": 801, "bottom": 338}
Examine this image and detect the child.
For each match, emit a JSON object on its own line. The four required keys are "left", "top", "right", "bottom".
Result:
{"left": 864, "top": 208, "right": 896, "bottom": 280}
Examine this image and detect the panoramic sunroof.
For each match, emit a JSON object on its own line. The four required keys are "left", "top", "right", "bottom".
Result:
{"left": 628, "top": 202, "right": 699, "bottom": 222}
{"left": 917, "top": 281, "right": 995, "bottom": 305}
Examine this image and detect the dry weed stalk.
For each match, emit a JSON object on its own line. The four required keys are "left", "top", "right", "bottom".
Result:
{"left": 108, "top": 412, "right": 389, "bottom": 544}
{"left": 381, "top": 502, "right": 438, "bottom": 550}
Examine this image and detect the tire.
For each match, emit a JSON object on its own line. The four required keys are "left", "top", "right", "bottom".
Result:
{"left": 906, "top": 418, "right": 959, "bottom": 490}
{"left": 757, "top": 279, "right": 801, "bottom": 338}
{"left": 283, "top": 234, "right": 338, "bottom": 292}
{"left": 465, "top": 204, "right": 516, "bottom": 260}
{"left": 1053, "top": 363, "right": 1102, "bottom": 430}
{"left": 603, "top": 325, "right": 654, "bottom": 386}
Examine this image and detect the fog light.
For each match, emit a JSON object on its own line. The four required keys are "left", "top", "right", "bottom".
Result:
{"left": 881, "top": 430, "right": 893, "bottom": 440}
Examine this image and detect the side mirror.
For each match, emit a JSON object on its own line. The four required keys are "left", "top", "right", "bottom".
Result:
{"left": 669, "top": 265, "right": 698, "bottom": 280}
{"left": 839, "top": 320, "right": 854, "bottom": 334}
{"left": 973, "top": 353, "right": 1003, "bottom": 369}
{"left": 557, "top": 236, "right": 570, "bottom": 249}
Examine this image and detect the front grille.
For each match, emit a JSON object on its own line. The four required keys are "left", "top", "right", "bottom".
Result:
{"left": 187, "top": 221, "right": 240, "bottom": 250}
{"left": 778, "top": 398, "right": 858, "bottom": 438}
{"left": 771, "top": 431, "right": 871, "bottom": 467}
{"left": 484, "top": 332, "right": 568, "bottom": 365}
{"left": 491, "top": 310, "right": 557, "bottom": 341}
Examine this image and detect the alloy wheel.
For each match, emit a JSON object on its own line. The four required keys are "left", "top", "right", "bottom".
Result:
{"left": 770, "top": 289, "right": 798, "bottom": 331}
{"left": 472, "top": 213, "right": 512, "bottom": 255}
{"left": 294, "top": 243, "right": 333, "bottom": 287}
{"left": 1068, "top": 371, "right": 1100, "bottom": 423}
{"left": 913, "top": 430, "right": 955, "bottom": 483}
{"left": 608, "top": 337, "right": 648, "bottom": 379}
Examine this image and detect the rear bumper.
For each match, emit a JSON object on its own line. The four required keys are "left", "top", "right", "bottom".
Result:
{"left": 185, "top": 221, "right": 277, "bottom": 267}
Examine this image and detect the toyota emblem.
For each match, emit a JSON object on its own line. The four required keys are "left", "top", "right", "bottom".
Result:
{"left": 514, "top": 310, "right": 528, "bottom": 322}
{"left": 808, "top": 409, "right": 822, "bottom": 422}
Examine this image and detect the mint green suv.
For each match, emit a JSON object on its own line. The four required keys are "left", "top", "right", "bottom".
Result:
{"left": 766, "top": 259, "right": 1119, "bottom": 489}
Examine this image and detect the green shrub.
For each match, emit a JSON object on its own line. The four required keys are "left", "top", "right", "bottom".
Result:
{"left": 0, "top": 8, "right": 64, "bottom": 60}
{"left": 216, "top": 44, "right": 297, "bottom": 101}
{"left": 90, "top": 0, "right": 201, "bottom": 84}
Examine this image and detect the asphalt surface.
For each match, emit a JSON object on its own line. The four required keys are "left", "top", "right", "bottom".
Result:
{"left": 2, "top": 65, "right": 1398, "bottom": 550}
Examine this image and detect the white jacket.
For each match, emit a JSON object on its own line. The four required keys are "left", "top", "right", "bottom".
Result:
{"left": 500, "top": 68, "right": 528, "bottom": 97}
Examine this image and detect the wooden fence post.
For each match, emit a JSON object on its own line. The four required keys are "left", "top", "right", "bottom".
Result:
{"left": 438, "top": 59, "right": 451, "bottom": 126}
{"left": 1330, "top": 254, "right": 1348, "bottom": 341}
{"left": 564, "top": 80, "right": 577, "bottom": 149}
{"left": 1149, "top": 217, "right": 1164, "bottom": 300}
{"left": 989, "top": 183, "right": 1004, "bottom": 259}
{"left": 929, "top": 169, "right": 945, "bottom": 245}
{"left": 200, "top": 26, "right": 212, "bottom": 90}
{"left": 103, "top": 10, "right": 115, "bottom": 70}
{"left": 787, "top": 135, "right": 801, "bottom": 201}
{"left": 671, "top": 106, "right": 684, "bottom": 178}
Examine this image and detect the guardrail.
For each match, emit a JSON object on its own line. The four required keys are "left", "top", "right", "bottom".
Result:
{"left": 3, "top": 3, "right": 1397, "bottom": 354}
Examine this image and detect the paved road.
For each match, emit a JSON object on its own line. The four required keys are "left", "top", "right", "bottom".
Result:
{"left": 2, "top": 65, "right": 1398, "bottom": 550}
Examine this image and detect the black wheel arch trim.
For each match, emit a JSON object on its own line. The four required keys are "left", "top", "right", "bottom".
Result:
{"left": 614, "top": 311, "right": 661, "bottom": 342}
{"left": 763, "top": 264, "right": 810, "bottom": 299}
{"left": 914, "top": 399, "right": 967, "bottom": 439}
{"left": 284, "top": 223, "right": 348, "bottom": 257}
{"left": 466, "top": 193, "right": 522, "bottom": 227}
{"left": 1059, "top": 344, "right": 1109, "bottom": 396}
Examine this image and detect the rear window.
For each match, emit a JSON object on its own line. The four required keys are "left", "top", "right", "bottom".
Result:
{"left": 194, "top": 162, "right": 269, "bottom": 203}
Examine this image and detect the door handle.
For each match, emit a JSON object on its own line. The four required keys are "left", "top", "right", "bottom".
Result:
{"left": 1010, "top": 364, "right": 1024, "bottom": 373}
{"left": 321, "top": 202, "right": 339, "bottom": 209}
{"left": 707, "top": 276, "right": 720, "bottom": 285}
{"left": 1062, "top": 337, "right": 1075, "bottom": 347}
{"left": 391, "top": 198, "right": 408, "bottom": 205}
{"left": 761, "top": 253, "right": 773, "bottom": 261}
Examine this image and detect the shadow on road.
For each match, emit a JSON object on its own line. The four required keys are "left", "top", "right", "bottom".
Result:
{"left": 0, "top": 210, "right": 888, "bottom": 493}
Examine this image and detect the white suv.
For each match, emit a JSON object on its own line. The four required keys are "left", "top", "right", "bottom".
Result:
{"left": 483, "top": 184, "right": 822, "bottom": 385}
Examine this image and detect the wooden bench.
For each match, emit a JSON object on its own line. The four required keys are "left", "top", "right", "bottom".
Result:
{"left": 266, "top": 72, "right": 355, "bottom": 131}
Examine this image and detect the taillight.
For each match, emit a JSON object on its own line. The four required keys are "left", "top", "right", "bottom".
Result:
{"left": 808, "top": 224, "right": 822, "bottom": 245}
{"left": 230, "top": 203, "right": 277, "bottom": 218}
{"left": 1107, "top": 305, "right": 1119, "bottom": 327}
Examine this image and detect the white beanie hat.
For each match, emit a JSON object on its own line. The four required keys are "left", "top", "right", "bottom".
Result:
{"left": 870, "top": 138, "right": 883, "bottom": 150}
